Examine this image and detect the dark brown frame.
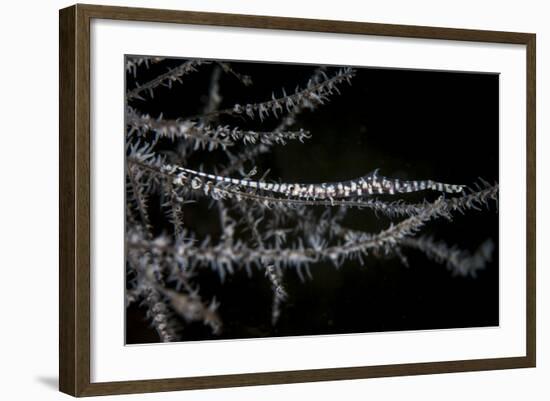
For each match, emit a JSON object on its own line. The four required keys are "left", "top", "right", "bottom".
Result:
{"left": 59, "top": 3, "right": 536, "bottom": 397}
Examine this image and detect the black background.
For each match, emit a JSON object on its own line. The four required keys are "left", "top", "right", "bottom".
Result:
{"left": 126, "top": 58, "right": 499, "bottom": 344}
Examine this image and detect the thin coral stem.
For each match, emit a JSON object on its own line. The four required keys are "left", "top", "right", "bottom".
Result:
{"left": 126, "top": 197, "right": 449, "bottom": 272}
{"left": 127, "top": 108, "right": 311, "bottom": 146}
{"left": 185, "top": 67, "right": 355, "bottom": 121}
{"left": 127, "top": 60, "right": 206, "bottom": 101}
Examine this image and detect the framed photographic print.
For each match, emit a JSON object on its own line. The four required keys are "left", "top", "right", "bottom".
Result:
{"left": 59, "top": 4, "right": 536, "bottom": 397}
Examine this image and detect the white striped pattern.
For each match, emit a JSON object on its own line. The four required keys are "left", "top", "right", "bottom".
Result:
{"left": 172, "top": 166, "right": 464, "bottom": 199}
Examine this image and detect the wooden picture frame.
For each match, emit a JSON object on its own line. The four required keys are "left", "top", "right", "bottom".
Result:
{"left": 59, "top": 3, "right": 536, "bottom": 396}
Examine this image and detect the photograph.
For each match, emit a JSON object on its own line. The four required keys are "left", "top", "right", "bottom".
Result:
{"left": 124, "top": 55, "right": 500, "bottom": 344}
